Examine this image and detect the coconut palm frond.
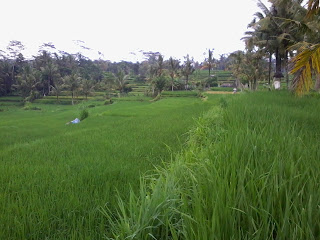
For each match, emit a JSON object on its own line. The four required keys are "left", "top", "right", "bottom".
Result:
{"left": 307, "top": 0, "right": 320, "bottom": 19}
{"left": 291, "top": 43, "right": 320, "bottom": 95}
{"left": 254, "top": 12, "right": 265, "bottom": 20}
{"left": 277, "top": 32, "right": 292, "bottom": 42}
{"left": 257, "top": 0, "right": 270, "bottom": 16}
{"left": 288, "top": 41, "right": 312, "bottom": 51}
{"left": 291, "top": 65, "right": 313, "bottom": 95}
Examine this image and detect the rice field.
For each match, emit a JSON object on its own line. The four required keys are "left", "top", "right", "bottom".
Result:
{"left": 0, "top": 95, "right": 217, "bottom": 239}
{"left": 104, "top": 91, "right": 320, "bottom": 240}
{"left": 1, "top": 91, "right": 319, "bottom": 239}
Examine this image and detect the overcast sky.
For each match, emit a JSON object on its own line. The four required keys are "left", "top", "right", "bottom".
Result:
{"left": 0, "top": 0, "right": 271, "bottom": 62}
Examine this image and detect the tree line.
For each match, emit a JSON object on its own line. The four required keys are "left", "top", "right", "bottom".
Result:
{"left": 2, "top": 0, "right": 318, "bottom": 101}
{"left": 0, "top": 43, "right": 233, "bottom": 102}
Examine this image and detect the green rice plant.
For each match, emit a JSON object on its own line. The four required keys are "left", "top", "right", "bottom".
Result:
{"left": 79, "top": 108, "right": 89, "bottom": 121}
{"left": 104, "top": 99, "right": 114, "bottom": 105}
{"left": 219, "top": 96, "right": 228, "bottom": 108}
{"left": 0, "top": 96, "right": 217, "bottom": 239}
{"left": 23, "top": 102, "right": 41, "bottom": 110}
{"left": 210, "top": 87, "right": 234, "bottom": 92}
{"left": 104, "top": 91, "right": 320, "bottom": 239}
{"left": 161, "top": 91, "right": 198, "bottom": 97}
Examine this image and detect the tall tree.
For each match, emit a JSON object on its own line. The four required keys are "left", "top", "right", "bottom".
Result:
{"left": 63, "top": 73, "right": 81, "bottom": 105}
{"left": 229, "top": 50, "right": 267, "bottom": 90}
{"left": 167, "top": 57, "right": 180, "bottom": 91}
{"left": 113, "top": 69, "right": 129, "bottom": 96}
{"left": 17, "top": 65, "right": 41, "bottom": 101}
{"left": 0, "top": 60, "right": 12, "bottom": 95}
{"left": 229, "top": 51, "right": 245, "bottom": 88}
{"left": 181, "top": 55, "right": 195, "bottom": 90}
{"left": 40, "top": 60, "right": 59, "bottom": 96}
{"left": 203, "top": 49, "right": 215, "bottom": 77}
{"left": 81, "top": 78, "right": 95, "bottom": 100}
{"left": 244, "top": 0, "right": 305, "bottom": 86}
{"left": 5, "top": 40, "right": 25, "bottom": 93}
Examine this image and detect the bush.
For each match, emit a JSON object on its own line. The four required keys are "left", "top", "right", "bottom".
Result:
{"left": 123, "top": 86, "right": 133, "bottom": 93}
{"left": 79, "top": 109, "right": 89, "bottom": 121}
{"left": 87, "top": 104, "right": 95, "bottom": 108}
{"left": 23, "top": 102, "right": 41, "bottom": 111}
{"left": 104, "top": 99, "right": 113, "bottom": 105}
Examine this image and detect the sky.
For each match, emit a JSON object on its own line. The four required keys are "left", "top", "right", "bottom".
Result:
{"left": 0, "top": 0, "right": 271, "bottom": 62}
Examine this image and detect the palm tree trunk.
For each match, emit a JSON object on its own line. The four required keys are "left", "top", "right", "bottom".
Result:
{"left": 285, "top": 51, "right": 290, "bottom": 89}
{"left": 171, "top": 77, "right": 174, "bottom": 91}
{"left": 274, "top": 47, "right": 283, "bottom": 80}
{"left": 72, "top": 91, "right": 74, "bottom": 105}
{"left": 315, "top": 74, "right": 320, "bottom": 91}
{"left": 268, "top": 52, "right": 272, "bottom": 85}
{"left": 11, "top": 64, "right": 15, "bottom": 86}
{"left": 185, "top": 76, "right": 189, "bottom": 90}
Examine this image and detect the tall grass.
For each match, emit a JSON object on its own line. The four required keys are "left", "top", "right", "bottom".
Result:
{"left": 104, "top": 91, "right": 320, "bottom": 239}
{"left": 0, "top": 97, "right": 216, "bottom": 239}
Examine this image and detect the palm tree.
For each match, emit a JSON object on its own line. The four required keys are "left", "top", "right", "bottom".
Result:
{"left": 113, "top": 69, "right": 129, "bottom": 96}
{"left": 51, "top": 77, "right": 63, "bottom": 102}
{"left": 63, "top": 73, "right": 81, "bottom": 105}
{"left": 229, "top": 51, "right": 245, "bottom": 88}
{"left": 81, "top": 78, "right": 95, "bottom": 100}
{"left": 203, "top": 49, "right": 215, "bottom": 77}
{"left": 290, "top": 0, "right": 320, "bottom": 95}
{"left": 181, "top": 55, "right": 195, "bottom": 90}
{"left": 6, "top": 40, "right": 25, "bottom": 87}
{"left": 167, "top": 57, "right": 180, "bottom": 91}
{"left": 243, "top": 2, "right": 277, "bottom": 84}
{"left": 0, "top": 60, "right": 12, "bottom": 95}
{"left": 17, "top": 65, "right": 41, "bottom": 101}
{"left": 244, "top": 0, "right": 305, "bottom": 86}
{"left": 155, "top": 54, "right": 164, "bottom": 77}
{"left": 40, "top": 61, "right": 59, "bottom": 96}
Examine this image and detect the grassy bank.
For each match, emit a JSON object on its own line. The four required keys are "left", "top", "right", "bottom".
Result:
{"left": 105, "top": 91, "right": 320, "bottom": 239}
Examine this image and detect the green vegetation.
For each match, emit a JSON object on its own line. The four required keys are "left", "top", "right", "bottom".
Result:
{"left": 105, "top": 91, "right": 320, "bottom": 239}
{"left": 161, "top": 90, "right": 198, "bottom": 97}
{"left": 1, "top": 1, "right": 319, "bottom": 239}
{"left": 0, "top": 95, "right": 215, "bottom": 239}
{"left": 210, "top": 87, "right": 234, "bottom": 92}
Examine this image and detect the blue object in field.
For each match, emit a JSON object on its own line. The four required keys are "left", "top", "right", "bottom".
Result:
{"left": 71, "top": 118, "right": 80, "bottom": 124}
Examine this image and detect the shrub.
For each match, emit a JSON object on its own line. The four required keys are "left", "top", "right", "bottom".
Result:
{"left": 79, "top": 109, "right": 89, "bottom": 121}
{"left": 87, "top": 104, "right": 95, "bottom": 108}
{"left": 23, "top": 102, "right": 41, "bottom": 110}
{"left": 104, "top": 99, "right": 113, "bottom": 105}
